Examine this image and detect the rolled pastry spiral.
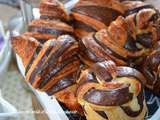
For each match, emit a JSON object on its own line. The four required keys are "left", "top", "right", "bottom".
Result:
{"left": 12, "top": 34, "right": 82, "bottom": 112}
{"left": 80, "top": 1, "right": 160, "bottom": 66}
{"left": 77, "top": 61, "right": 147, "bottom": 120}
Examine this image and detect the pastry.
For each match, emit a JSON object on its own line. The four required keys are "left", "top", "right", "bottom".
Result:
{"left": 28, "top": 19, "right": 73, "bottom": 43}
{"left": 77, "top": 61, "right": 147, "bottom": 120}
{"left": 12, "top": 34, "right": 82, "bottom": 112}
{"left": 142, "top": 41, "right": 160, "bottom": 95}
{"left": 39, "top": 0, "right": 69, "bottom": 21}
{"left": 71, "top": 0, "right": 125, "bottom": 39}
{"left": 26, "top": 0, "right": 73, "bottom": 43}
{"left": 80, "top": 0, "right": 160, "bottom": 66}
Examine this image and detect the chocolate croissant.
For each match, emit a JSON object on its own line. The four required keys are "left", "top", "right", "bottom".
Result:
{"left": 77, "top": 61, "right": 147, "bottom": 120}
{"left": 12, "top": 34, "right": 82, "bottom": 112}
{"left": 71, "top": 0, "right": 125, "bottom": 39}
{"left": 80, "top": 1, "right": 160, "bottom": 66}
{"left": 142, "top": 41, "right": 160, "bottom": 95}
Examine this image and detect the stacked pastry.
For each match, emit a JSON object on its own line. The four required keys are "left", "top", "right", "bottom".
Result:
{"left": 11, "top": 0, "right": 160, "bottom": 120}
{"left": 25, "top": 0, "right": 73, "bottom": 44}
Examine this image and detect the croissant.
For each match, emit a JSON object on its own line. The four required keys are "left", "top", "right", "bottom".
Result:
{"left": 12, "top": 34, "right": 82, "bottom": 112}
{"left": 77, "top": 61, "right": 147, "bottom": 120}
{"left": 71, "top": 0, "right": 125, "bottom": 39}
{"left": 80, "top": 0, "right": 160, "bottom": 66}
{"left": 142, "top": 41, "right": 160, "bottom": 95}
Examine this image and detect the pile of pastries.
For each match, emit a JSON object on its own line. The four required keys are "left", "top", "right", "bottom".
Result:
{"left": 12, "top": 0, "right": 160, "bottom": 120}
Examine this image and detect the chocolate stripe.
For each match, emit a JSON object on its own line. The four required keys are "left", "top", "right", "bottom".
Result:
{"left": 95, "top": 111, "right": 108, "bottom": 119}
{"left": 38, "top": 56, "right": 78, "bottom": 89}
{"left": 29, "top": 26, "right": 73, "bottom": 36}
{"left": 36, "top": 38, "right": 75, "bottom": 83}
{"left": 46, "top": 74, "right": 75, "bottom": 95}
{"left": 28, "top": 44, "right": 53, "bottom": 84}
{"left": 93, "top": 34, "right": 128, "bottom": 62}
{"left": 25, "top": 45, "right": 42, "bottom": 75}
{"left": 73, "top": 20, "right": 97, "bottom": 32}
{"left": 117, "top": 67, "right": 146, "bottom": 83}
{"left": 125, "top": 4, "right": 154, "bottom": 16}
{"left": 120, "top": 89, "right": 144, "bottom": 117}
{"left": 83, "top": 85, "right": 133, "bottom": 106}
{"left": 40, "top": 15, "right": 68, "bottom": 23}
{"left": 72, "top": 6, "right": 121, "bottom": 26}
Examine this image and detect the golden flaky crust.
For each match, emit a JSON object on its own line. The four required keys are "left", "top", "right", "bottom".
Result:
{"left": 11, "top": 35, "right": 40, "bottom": 67}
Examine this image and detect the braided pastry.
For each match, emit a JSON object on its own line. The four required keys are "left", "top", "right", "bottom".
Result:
{"left": 142, "top": 41, "right": 160, "bottom": 95}
{"left": 71, "top": 0, "right": 125, "bottom": 39}
{"left": 26, "top": 0, "right": 73, "bottom": 44}
{"left": 77, "top": 61, "right": 147, "bottom": 120}
{"left": 12, "top": 34, "right": 82, "bottom": 112}
{"left": 80, "top": 1, "right": 160, "bottom": 66}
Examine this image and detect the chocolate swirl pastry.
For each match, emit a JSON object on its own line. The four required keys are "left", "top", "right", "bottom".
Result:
{"left": 77, "top": 61, "right": 147, "bottom": 120}
{"left": 80, "top": 0, "right": 160, "bottom": 66}
{"left": 12, "top": 34, "right": 82, "bottom": 112}
{"left": 39, "top": 0, "right": 69, "bottom": 21}
{"left": 26, "top": 0, "right": 73, "bottom": 44}
{"left": 142, "top": 42, "right": 160, "bottom": 95}
{"left": 28, "top": 19, "right": 73, "bottom": 43}
{"left": 71, "top": 0, "right": 125, "bottom": 39}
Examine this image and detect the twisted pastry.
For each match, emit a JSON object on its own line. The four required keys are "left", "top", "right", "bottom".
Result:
{"left": 12, "top": 34, "right": 82, "bottom": 112}
{"left": 142, "top": 41, "right": 160, "bottom": 95}
{"left": 71, "top": 0, "right": 125, "bottom": 39}
{"left": 77, "top": 61, "right": 147, "bottom": 120}
{"left": 39, "top": 0, "right": 69, "bottom": 21}
{"left": 80, "top": 1, "right": 160, "bottom": 66}
{"left": 26, "top": 0, "right": 73, "bottom": 44}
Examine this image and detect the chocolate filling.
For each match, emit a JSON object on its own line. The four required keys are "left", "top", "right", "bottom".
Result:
{"left": 120, "top": 89, "right": 144, "bottom": 117}
{"left": 91, "top": 63, "right": 113, "bottom": 82}
{"left": 117, "top": 67, "right": 145, "bottom": 83}
{"left": 72, "top": 6, "right": 121, "bottom": 26}
{"left": 28, "top": 44, "right": 53, "bottom": 84}
{"left": 125, "top": 4, "right": 154, "bottom": 16}
{"left": 25, "top": 45, "right": 42, "bottom": 75}
{"left": 38, "top": 56, "right": 78, "bottom": 88}
{"left": 95, "top": 111, "right": 108, "bottom": 119}
{"left": 29, "top": 26, "right": 72, "bottom": 36}
{"left": 36, "top": 39, "right": 76, "bottom": 85}
{"left": 83, "top": 85, "right": 133, "bottom": 106}
{"left": 136, "top": 33, "right": 152, "bottom": 48}
{"left": 73, "top": 20, "right": 97, "bottom": 32}
{"left": 46, "top": 74, "right": 75, "bottom": 95}
{"left": 79, "top": 40, "right": 105, "bottom": 62}
{"left": 40, "top": 15, "right": 67, "bottom": 23}
{"left": 93, "top": 34, "right": 129, "bottom": 62}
